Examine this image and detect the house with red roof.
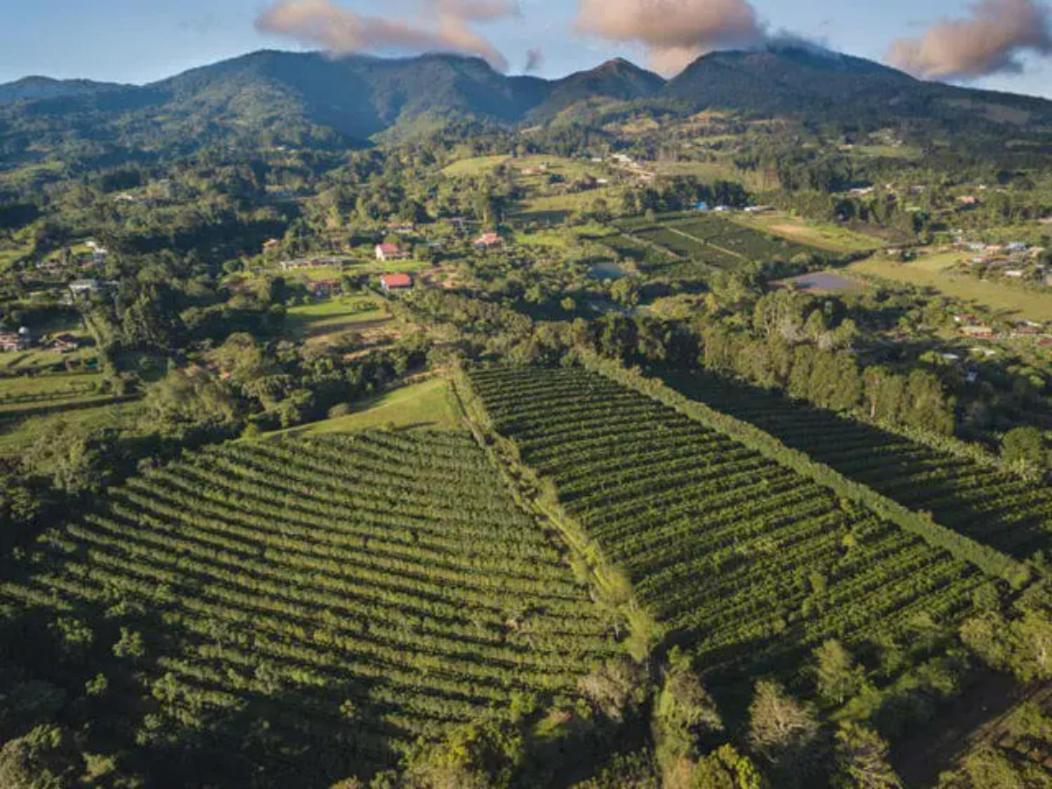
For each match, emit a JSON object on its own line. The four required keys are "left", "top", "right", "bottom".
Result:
{"left": 380, "top": 273, "right": 413, "bottom": 292}
{"left": 473, "top": 232, "right": 504, "bottom": 251}
{"left": 375, "top": 242, "right": 409, "bottom": 262}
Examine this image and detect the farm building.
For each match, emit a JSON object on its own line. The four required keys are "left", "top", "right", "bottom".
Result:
{"left": 375, "top": 243, "right": 410, "bottom": 261}
{"left": 473, "top": 232, "right": 503, "bottom": 251}
{"left": 0, "top": 327, "right": 32, "bottom": 352}
{"left": 380, "top": 273, "right": 413, "bottom": 292}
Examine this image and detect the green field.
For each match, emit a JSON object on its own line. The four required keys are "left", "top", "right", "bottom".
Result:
{"left": 0, "top": 430, "right": 616, "bottom": 782}
{"left": 0, "top": 399, "right": 142, "bottom": 454}
{"left": 282, "top": 376, "right": 461, "bottom": 435}
{"left": 468, "top": 366, "right": 987, "bottom": 677}
{"left": 849, "top": 252, "right": 1052, "bottom": 321}
{"left": 440, "top": 154, "right": 511, "bottom": 176}
{"left": 286, "top": 295, "right": 390, "bottom": 339}
{"left": 0, "top": 370, "right": 110, "bottom": 414}
{"left": 730, "top": 211, "right": 885, "bottom": 254}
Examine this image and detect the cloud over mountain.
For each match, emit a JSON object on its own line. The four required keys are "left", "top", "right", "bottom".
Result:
{"left": 256, "top": 0, "right": 516, "bottom": 71}
{"left": 887, "top": 0, "right": 1052, "bottom": 80}
{"left": 575, "top": 0, "right": 766, "bottom": 76}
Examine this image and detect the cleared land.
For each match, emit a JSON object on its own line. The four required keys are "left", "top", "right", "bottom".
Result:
{"left": 469, "top": 366, "right": 986, "bottom": 676}
{"left": 284, "top": 377, "right": 460, "bottom": 434}
{"left": 0, "top": 430, "right": 616, "bottom": 782}
{"left": 286, "top": 295, "right": 390, "bottom": 341}
{"left": 730, "top": 210, "right": 885, "bottom": 254}
{"left": 849, "top": 252, "right": 1052, "bottom": 321}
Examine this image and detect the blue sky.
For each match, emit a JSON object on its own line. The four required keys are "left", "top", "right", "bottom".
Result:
{"left": 2, "top": 0, "right": 1050, "bottom": 97}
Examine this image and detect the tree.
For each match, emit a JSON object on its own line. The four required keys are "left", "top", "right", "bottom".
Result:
{"left": 814, "top": 639, "right": 864, "bottom": 706}
{"left": 577, "top": 656, "right": 647, "bottom": 722}
{"left": 0, "top": 725, "right": 81, "bottom": 789}
{"left": 406, "top": 718, "right": 524, "bottom": 789}
{"left": 832, "top": 723, "right": 901, "bottom": 788}
{"left": 747, "top": 680, "right": 821, "bottom": 775}
{"left": 690, "top": 744, "right": 765, "bottom": 789}
{"left": 1001, "top": 427, "right": 1048, "bottom": 478}
{"left": 654, "top": 650, "right": 724, "bottom": 763}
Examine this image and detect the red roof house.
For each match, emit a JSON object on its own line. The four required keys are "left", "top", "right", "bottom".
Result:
{"left": 375, "top": 243, "right": 409, "bottom": 261}
{"left": 380, "top": 273, "right": 413, "bottom": 292}
{"left": 473, "top": 232, "right": 504, "bottom": 250}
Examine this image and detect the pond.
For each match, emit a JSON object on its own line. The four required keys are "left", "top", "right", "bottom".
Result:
{"left": 779, "top": 271, "right": 859, "bottom": 293}
{"left": 588, "top": 262, "right": 627, "bottom": 280}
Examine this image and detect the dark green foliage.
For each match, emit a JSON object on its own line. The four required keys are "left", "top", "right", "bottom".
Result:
{"left": 0, "top": 431, "right": 616, "bottom": 784}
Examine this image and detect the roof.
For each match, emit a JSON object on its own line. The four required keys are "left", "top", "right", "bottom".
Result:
{"left": 381, "top": 273, "right": 412, "bottom": 288}
{"left": 475, "top": 232, "right": 502, "bottom": 245}
{"left": 376, "top": 242, "right": 402, "bottom": 253}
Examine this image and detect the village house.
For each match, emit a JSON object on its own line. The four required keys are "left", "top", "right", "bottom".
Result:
{"left": 473, "top": 232, "right": 504, "bottom": 251}
{"left": 49, "top": 333, "right": 84, "bottom": 353}
{"left": 0, "top": 327, "right": 31, "bottom": 352}
{"left": 380, "top": 273, "right": 412, "bottom": 292}
{"left": 68, "top": 279, "right": 102, "bottom": 300}
{"left": 375, "top": 243, "right": 410, "bottom": 262}
{"left": 960, "top": 323, "right": 995, "bottom": 339}
{"left": 311, "top": 279, "right": 342, "bottom": 298}
{"left": 281, "top": 258, "right": 336, "bottom": 272}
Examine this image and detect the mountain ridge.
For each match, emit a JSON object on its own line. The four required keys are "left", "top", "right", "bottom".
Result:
{"left": 1, "top": 46, "right": 1049, "bottom": 161}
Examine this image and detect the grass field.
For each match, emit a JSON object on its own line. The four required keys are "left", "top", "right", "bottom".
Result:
{"left": 285, "top": 259, "right": 431, "bottom": 281}
{"left": 286, "top": 296, "right": 390, "bottom": 339}
{"left": 849, "top": 251, "right": 1052, "bottom": 321}
{"left": 730, "top": 211, "right": 885, "bottom": 254}
{"left": 649, "top": 160, "right": 779, "bottom": 192}
{"left": 513, "top": 188, "right": 621, "bottom": 223}
{"left": 440, "top": 154, "right": 511, "bottom": 176}
{"left": 0, "top": 399, "right": 142, "bottom": 454}
{"left": 282, "top": 377, "right": 461, "bottom": 435}
{"left": 0, "top": 370, "right": 109, "bottom": 413}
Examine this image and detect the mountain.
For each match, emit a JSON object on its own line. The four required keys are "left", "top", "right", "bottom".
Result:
{"left": 663, "top": 44, "right": 1052, "bottom": 125}
{"left": 1, "top": 46, "right": 1049, "bottom": 165}
{"left": 0, "top": 75, "right": 128, "bottom": 104}
{"left": 532, "top": 58, "right": 665, "bottom": 120}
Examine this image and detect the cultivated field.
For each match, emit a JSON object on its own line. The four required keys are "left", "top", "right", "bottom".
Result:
{"left": 0, "top": 431, "right": 615, "bottom": 782}
{"left": 469, "top": 366, "right": 987, "bottom": 675}
{"left": 667, "top": 372, "right": 1052, "bottom": 562}
{"left": 609, "top": 213, "right": 829, "bottom": 274}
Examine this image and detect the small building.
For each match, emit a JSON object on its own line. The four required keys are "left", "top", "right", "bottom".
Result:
{"left": 694, "top": 201, "right": 710, "bottom": 212}
{"left": 311, "top": 279, "right": 342, "bottom": 298}
{"left": 0, "top": 327, "right": 31, "bottom": 352}
{"left": 49, "top": 333, "right": 83, "bottom": 352}
{"left": 68, "top": 279, "right": 101, "bottom": 299}
{"left": 473, "top": 232, "right": 504, "bottom": 251}
{"left": 262, "top": 238, "right": 281, "bottom": 255}
{"left": 375, "top": 243, "right": 409, "bottom": 262}
{"left": 380, "top": 273, "right": 413, "bottom": 292}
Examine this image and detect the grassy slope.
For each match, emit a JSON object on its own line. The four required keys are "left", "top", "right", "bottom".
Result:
{"left": 730, "top": 211, "right": 885, "bottom": 254}
{"left": 280, "top": 377, "right": 461, "bottom": 435}
{"left": 849, "top": 252, "right": 1052, "bottom": 321}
